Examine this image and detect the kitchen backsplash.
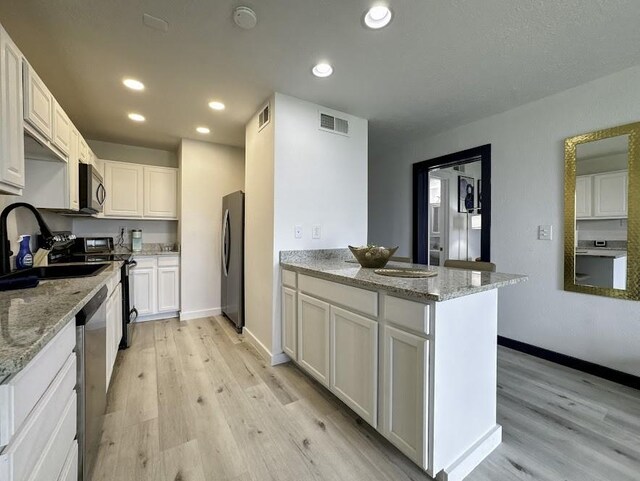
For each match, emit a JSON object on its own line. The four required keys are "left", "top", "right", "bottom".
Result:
{"left": 72, "top": 217, "right": 178, "bottom": 245}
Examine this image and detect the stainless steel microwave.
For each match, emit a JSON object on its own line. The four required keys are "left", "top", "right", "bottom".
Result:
{"left": 79, "top": 163, "right": 105, "bottom": 214}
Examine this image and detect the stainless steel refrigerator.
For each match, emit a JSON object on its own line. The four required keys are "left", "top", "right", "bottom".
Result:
{"left": 221, "top": 191, "right": 244, "bottom": 332}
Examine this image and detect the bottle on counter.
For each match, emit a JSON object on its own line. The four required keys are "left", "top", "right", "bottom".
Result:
{"left": 16, "top": 234, "right": 33, "bottom": 270}
{"left": 132, "top": 229, "right": 142, "bottom": 252}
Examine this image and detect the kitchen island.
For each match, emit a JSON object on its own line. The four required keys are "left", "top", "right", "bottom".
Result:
{"left": 279, "top": 249, "right": 526, "bottom": 481}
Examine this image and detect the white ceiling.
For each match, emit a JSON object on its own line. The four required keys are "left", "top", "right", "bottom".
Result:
{"left": 2, "top": 0, "right": 640, "bottom": 151}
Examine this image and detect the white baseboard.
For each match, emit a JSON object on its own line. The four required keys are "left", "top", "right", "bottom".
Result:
{"left": 436, "top": 425, "right": 502, "bottom": 481}
{"left": 179, "top": 307, "right": 222, "bottom": 322}
{"left": 136, "top": 312, "right": 179, "bottom": 323}
{"left": 242, "top": 327, "right": 290, "bottom": 366}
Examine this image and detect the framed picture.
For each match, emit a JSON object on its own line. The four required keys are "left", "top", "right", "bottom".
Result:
{"left": 458, "top": 175, "right": 475, "bottom": 213}
{"left": 477, "top": 178, "right": 482, "bottom": 214}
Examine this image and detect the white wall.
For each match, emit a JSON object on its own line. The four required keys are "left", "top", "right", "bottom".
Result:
{"left": 369, "top": 65, "right": 640, "bottom": 376}
{"left": 179, "top": 139, "right": 244, "bottom": 320}
{"left": 88, "top": 139, "right": 178, "bottom": 167}
{"left": 245, "top": 95, "right": 276, "bottom": 353}
{"left": 244, "top": 93, "right": 368, "bottom": 361}
{"left": 72, "top": 217, "right": 177, "bottom": 245}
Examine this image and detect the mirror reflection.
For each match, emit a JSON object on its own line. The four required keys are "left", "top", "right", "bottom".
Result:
{"left": 574, "top": 135, "right": 628, "bottom": 290}
{"left": 574, "top": 135, "right": 629, "bottom": 290}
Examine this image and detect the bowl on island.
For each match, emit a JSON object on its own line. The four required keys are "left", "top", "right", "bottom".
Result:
{"left": 348, "top": 245, "right": 399, "bottom": 268}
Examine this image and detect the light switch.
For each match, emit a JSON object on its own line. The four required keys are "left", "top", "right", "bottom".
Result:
{"left": 294, "top": 225, "right": 303, "bottom": 239}
{"left": 312, "top": 225, "right": 321, "bottom": 239}
{"left": 538, "top": 225, "right": 552, "bottom": 241}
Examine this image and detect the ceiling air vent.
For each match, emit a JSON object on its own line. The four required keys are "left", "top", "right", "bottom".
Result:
{"left": 319, "top": 112, "right": 349, "bottom": 136}
{"left": 258, "top": 103, "right": 270, "bottom": 131}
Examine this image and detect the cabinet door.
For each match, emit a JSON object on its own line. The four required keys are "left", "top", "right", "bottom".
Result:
{"left": 23, "top": 62, "right": 53, "bottom": 139}
{"left": 297, "top": 293, "right": 330, "bottom": 386}
{"left": 594, "top": 171, "right": 627, "bottom": 218}
{"left": 0, "top": 26, "right": 25, "bottom": 193}
{"left": 131, "top": 267, "right": 157, "bottom": 316}
{"left": 78, "top": 138, "right": 88, "bottom": 163}
{"left": 575, "top": 175, "right": 592, "bottom": 218}
{"left": 105, "top": 289, "right": 116, "bottom": 386}
{"left": 68, "top": 129, "right": 79, "bottom": 210}
{"left": 143, "top": 166, "right": 178, "bottom": 218}
{"left": 104, "top": 162, "right": 144, "bottom": 217}
{"left": 52, "top": 102, "right": 71, "bottom": 156}
{"left": 382, "top": 325, "right": 428, "bottom": 468}
{"left": 282, "top": 287, "right": 297, "bottom": 360}
{"left": 157, "top": 266, "right": 180, "bottom": 312}
{"left": 330, "top": 306, "right": 378, "bottom": 426}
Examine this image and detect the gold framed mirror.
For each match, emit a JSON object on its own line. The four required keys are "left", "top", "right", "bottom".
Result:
{"left": 564, "top": 121, "right": 639, "bottom": 300}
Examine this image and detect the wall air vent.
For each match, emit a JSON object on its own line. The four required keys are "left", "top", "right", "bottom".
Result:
{"left": 258, "top": 103, "right": 270, "bottom": 131}
{"left": 319, "top": 112, "right": 349, "bottom": 136}
{"left": 453, "top": 164, "right": 466, "bottom": 173}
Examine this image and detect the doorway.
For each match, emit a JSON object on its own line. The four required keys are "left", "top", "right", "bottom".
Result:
{"left": 413, "top": 145, "right": 491, "bottom": 265}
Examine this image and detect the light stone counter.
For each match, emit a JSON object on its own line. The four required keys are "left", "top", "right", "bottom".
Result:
{"left": 280, "top": 249, "right": 526, "bottom": 302}
{"left": 113, "top": 243, "right": 180, "bottom": 257}
{"left": 0, "top": 262, "right": 123, "bottom": 378}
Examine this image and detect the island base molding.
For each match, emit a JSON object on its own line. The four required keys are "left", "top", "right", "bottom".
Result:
{"left": 435, "top": 425, "right": 502, "bottom": 481}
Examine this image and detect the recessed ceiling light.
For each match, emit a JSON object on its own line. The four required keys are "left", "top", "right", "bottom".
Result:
{"left": 312, "top": 63, "right": 333, "bottom": 78}
{"left": 208, "top": 101, "right": 226, "bottom": 111}
{"left": 123, "top": 78, "right": 145, "bottom": 91}
{"left": 196, "top": 126, "right": 210, "bottom": 134}
{"left": 364, "top": 5, "right": 392, "bottom": 29}
{"left": 128, "top": 113, "right": 145, "bottom": 122}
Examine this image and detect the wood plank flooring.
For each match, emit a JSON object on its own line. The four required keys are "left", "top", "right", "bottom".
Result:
{"left": 91, "top": 317, "right": 640, "bottom": 481}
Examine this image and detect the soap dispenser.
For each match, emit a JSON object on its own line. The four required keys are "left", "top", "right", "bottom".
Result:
{"left": 16, "top": 234, "right": 33, "bottom": 270}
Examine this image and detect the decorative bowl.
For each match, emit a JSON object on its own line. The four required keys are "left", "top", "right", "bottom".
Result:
{"left": 348, "top": 245, "right": 399, "bottom": 268}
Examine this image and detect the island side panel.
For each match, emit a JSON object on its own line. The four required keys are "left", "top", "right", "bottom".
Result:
{"left": 431, "top": 288, "right": 500, "bottom": 479}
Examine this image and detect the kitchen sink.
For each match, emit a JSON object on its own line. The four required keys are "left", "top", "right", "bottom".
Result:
{"left": 374, "top": 267, "right": 437, "bottom": 278}
{"left": 0, "top": 263, "right": 110, "bottom": 281}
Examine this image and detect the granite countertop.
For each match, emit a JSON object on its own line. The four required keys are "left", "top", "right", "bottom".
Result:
{"left": 575, "top": 248, "right": 627, "bottom": 258}
{"left": 280, "top": 249, "right": 527, "bottom": 303}
{"left": 0, "top": 262, "right": 123, "bottom": 379}
{"left": 113, "top": 243, "right": 181, "bottom": 257}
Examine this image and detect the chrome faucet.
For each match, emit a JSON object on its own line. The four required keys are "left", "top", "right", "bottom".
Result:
{"left": 0, "top": 202, "right": 55, "bottom": 275}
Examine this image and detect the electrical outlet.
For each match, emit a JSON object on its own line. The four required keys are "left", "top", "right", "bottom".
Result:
{"left": 294, "top": 225, "right": 303, "bottom": 239}
{"left": 312, "top": 225, "right": 321, "bottom": 239}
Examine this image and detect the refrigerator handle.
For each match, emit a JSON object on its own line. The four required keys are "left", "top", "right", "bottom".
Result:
{"left": 222, "top": 209, "right": 230, "bottom": 276}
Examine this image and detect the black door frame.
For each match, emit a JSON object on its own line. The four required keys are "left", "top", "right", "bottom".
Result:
{"left": 412, "top": 144, "right": 491, "bottom": 264}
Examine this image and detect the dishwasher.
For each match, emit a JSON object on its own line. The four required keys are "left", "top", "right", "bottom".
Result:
{"left": 76, "top": 286, "right": 108, "bottom": 481}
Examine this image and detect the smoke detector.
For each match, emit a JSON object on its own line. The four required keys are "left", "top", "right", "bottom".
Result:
{"left": 233, "top": 6, "right": 257, "bottom": 29}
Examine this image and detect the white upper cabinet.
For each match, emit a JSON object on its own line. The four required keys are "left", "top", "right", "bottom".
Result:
{"left": 104, "top": 161, "right": 144, "bottom": 217}
{"left": 68, "top": 129, "right": 79, "bottom": 210}
{"left": 575, "top": 175, "right": 592, "bottom": 219}
{"left": 0, "top": 24, "right": 25, "bottom": 194}
{"left": 78, "top": 138, "right": 88, "bottom": 163}
{"left": 23, "top": 61, "right": 53, "bottom": 140}
{"left": 593, "top": 171, "right": 627, "bottom": 218}
{"left": 143, "top": 166, "right": 178, "bottom": 218}
{"left": 52, "top": 102, "right": 71, "bottom": 156}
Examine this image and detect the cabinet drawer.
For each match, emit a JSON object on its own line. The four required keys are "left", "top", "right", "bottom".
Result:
{"left": 133, "top": 256, "right": 157, "bottom": 268}
{"left": 157, "top": 255, "right": 180, "bottom": 267}
{"left": 0, "top": 320, "right": 75, "bottom": 446}
{"left": 28, "top": 394, "right": 77, "bottom": 481}
{"left": 0, "top": 355, "right": 76, "bottom": 481}
{"left": 56, "top": 440, "right": 78, "bottom": 481}
{"left": 383, "top": 296, "right": 430, "bottom": 336}
{"left": 282, "top": 269, "right": 297, "bottom": 288}
{"left": 298, "top": 274, "right": 378, "bottom": 317}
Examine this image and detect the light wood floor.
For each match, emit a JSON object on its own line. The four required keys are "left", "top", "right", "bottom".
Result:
{"left": 91, "top": 317, "right": 640, "bottom": 481}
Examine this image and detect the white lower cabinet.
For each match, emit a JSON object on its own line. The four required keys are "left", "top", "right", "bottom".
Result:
{"left": 297, "top": 293, "right": 330, "bottom": 386}
{"left": 381, "top": 325, "right": 428, "bottom": 467}
{"left": 131, "top": 256, "right": 180, "bottom": 320}
{"left": 281, "top": 287, "right": 297, "bottom": 360}
{"left": 330, "top": 306, "right": 378, "bottom": 426}
{"left": 0, "top": 320, "right": 77, "bottom": 481}
{"left": 106, "top": 279, "right": 122, "bottom": 388}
